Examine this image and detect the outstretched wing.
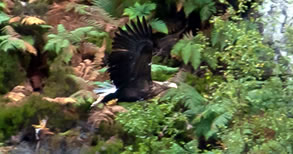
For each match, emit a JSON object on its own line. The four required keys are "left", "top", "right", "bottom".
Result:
{"left": 108, "top": 17, "right": 153, "bottom": 89}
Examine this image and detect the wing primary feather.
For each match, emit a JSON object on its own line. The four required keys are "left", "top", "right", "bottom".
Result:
{"left": 136, "top": 16, "right": 145, "bottom": 37}
{"left": 131, "top": 20, "right": 142, "bottom": 37}
{"left": 108, "top": 16, "right": 153, "bottom": 90}
{"left": 142, "top": 16, "right": 149, "bottom": 36}
{"left": 125, "top": 24, "right": 135, "bottom": 35}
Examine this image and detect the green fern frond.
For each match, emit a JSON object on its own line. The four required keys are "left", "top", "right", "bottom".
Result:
{"left": 171, "top": 33, "right": 207, "bottom": 70}
{"left": 123, "top": 2, "right": 156, "bottom": 19}
{"left": 200, "top": 2, "right": 216, "bottom": 21}
{"left": 70, "top": 26, "right": 94, "bottom": 43}
{"left": 192, "top": 102, "right": 234, "bottom": 139}
{"left": 92, "top": 0, "right": 116, "bottom": 16}
{"left": 151, "top": 64, "right": 179, "bottom": 81}
{"left": 0, "top": 12, "right": 9, "bottom": 24}
{"left": 202, "top": 47, "right": 218, "bottom": 70}
{"left": 45, "top": 24, "right": 103, "bottom": 55}
{"left": 56, "top": 24, "right": 67, "bottom": 35}
{"left": 45, "top": 38, "right": 70, "bottom": 54}
{"left": 66, "top": 3, "right": 89, "bottom": 15}
{"left": 161, "top": 83, "right": 206, "bottom": 117}
{"left": 150, "top": 19, "right": 168, "bottom": 34}
{"left": 1, "top": 26, "right": 20, "bottom": 38}
{"left": 0, "top": 2, "right": 5, "bottom": 10}
{"left": 0, "top": 35, "right": 26, "bottom": 52}
{"left": 183, "top": 0, "right": 216, "bottom": 22}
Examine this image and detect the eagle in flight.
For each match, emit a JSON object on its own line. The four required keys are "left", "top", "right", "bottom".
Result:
{"left": 92, "top": 17, "right": 177, "bottom": 106}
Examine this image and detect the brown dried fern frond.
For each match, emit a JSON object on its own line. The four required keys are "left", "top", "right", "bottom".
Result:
{"left": 9, "top": 16, "right": 21, "bottom": 23}
{"left": 73, "top": 59, "right": 99, "bottom": 81}
{"left": 4, "top": 82, "right": 33, "bottom": 103}
{"left": 87, "top": 105, "right": 127, "bottom": 129}
{"left": 47, "top": 1, "right": 125, "bottom": 33}
{"left": 2, "top": 0, "right": 14, "bottom": 14}
{"left": 21, "top": 16, "right": 46, "bottom": 25}
{"left": 23, "top": 41, "right": 37, "bottom": 55}
{"left": 47, "top": 2, "right": 89, "bottom": 30}
{"left": 2, "top": 25, "right": 21, "bottom": 38}
{"left": 93, "top": 38, "right": 106, "bottom": 66}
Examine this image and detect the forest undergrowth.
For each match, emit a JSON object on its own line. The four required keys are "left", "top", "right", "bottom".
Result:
{"left": 1, "top": 0, "right": 293, "bottom": 153}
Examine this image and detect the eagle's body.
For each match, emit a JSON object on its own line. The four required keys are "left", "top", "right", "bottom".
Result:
{"left": 92, "top": 17, "right": 176, "bottom": 105}
{"left": 102, "top": 17, "right": 157, "bottom": 102}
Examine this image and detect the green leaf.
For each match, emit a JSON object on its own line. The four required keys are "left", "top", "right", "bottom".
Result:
{"left": 39, "top": 25, "right": 53, "bottom": 29}
{"left": 190, "top": 44, "right": 202, "bottom": 70}
{"left": 202, "top": 47, "right": 218, "bottom": 69}
{"left": 123, "top": 2, "right": 156, "bottom": 19}
{"left": 62, "top": 49, "right": 73, "bottom": 64}
{"left": 57, "top": 24, "right": 67, "bottom": 34}
{"left": 21, "top": 36, "right": 35, "bottom": 45}
{"left": 200, "top": 2, "right": 216, "bottom": 21}
{"left": 151, "top": 64, "right": 179, "bottom": 81}
{"left": 183, "top": 0, "right": 197, "bottom": 16}
{"left": 71, "top": 26, "right": 93, "bottom": 38}
{"left": 0, "top": 12, "right": 10, "bottom": 24}
{"left": 92, "top": 0, "right": 115, "bottom": 16}
{"left": 151, "top": 64, "right": 179, "bottom": 73}
{"left": 182, "top": 43, "right": 193, "bottom": 65}
{"left": 0, "top": 37, "right": 26, "bottom": 52}
{"left": 0, "top": 35, "right": 10, "bottom": 41}
{"left": 150, "top": 19, "right": 168, "bottom": 34}
{"left": 0, "top": 2, "right": 6, "bottom": 10}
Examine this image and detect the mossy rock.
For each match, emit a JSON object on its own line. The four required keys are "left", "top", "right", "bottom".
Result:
{"left": 0, "top": 95, "right": 80, "bottom": 141}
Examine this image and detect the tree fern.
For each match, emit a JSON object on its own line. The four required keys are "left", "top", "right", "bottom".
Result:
{"left": 0, "top": 35, "right": 26, "bottom": 52}
{"left": 0, "top": 26, "right": 38, "bottom": 54}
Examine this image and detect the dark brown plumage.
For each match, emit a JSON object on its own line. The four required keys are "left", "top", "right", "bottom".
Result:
{"left": 102, "top": 17, "right": 158, "bottom": 102}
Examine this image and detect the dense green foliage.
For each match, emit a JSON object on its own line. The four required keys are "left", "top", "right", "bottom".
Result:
{"left": 116, "top": 99, "right": 189, "bottom": 153}
{"left": 0, "top": 52, "right": 26, "bottom": 94}
{"left": 1, "top": 0, "right": 293, "bottom": 153}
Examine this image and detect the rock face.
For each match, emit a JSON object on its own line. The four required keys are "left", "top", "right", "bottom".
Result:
{"left": 259, "top": 0, "right": 293, "bottom": 57}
